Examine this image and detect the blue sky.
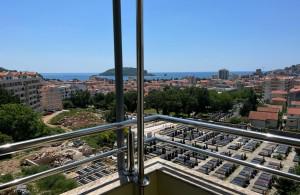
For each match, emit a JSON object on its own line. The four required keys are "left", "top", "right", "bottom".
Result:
{"left": 0, "top": 0, "right": 300, "bottom": 73}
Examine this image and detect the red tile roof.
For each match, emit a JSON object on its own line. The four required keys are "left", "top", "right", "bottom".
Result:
{"left": 287, "top": 108, "right": 300, "bottom": 115}
{"left": 249, "top": 111, "right": 278, "bottom": 121}
{"left": 291, "top": 101, "right": 300, "bottom": 106}
{"left": 0, "top": 71, "right": 38, "bottom": 78}
{"left": 257, "top": 107, "right": 280, "bottom": 113}
{"left": 267, "top": 104, "right": 283, "bottom": 112}
{"left": 272, "top": 97, "right": 287, "bottom": 102}
{"left": 271, "top": 90, "right": 287, "bottom": 95}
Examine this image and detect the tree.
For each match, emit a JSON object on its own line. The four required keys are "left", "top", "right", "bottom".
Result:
{"left": 195, "top": 88, "right": 209, "bottom": 114}
{"left": 240, "top": 101, "right": 252, "bottom": 116}
{"left": 83, "top": 131, "right": 117, "bottom": 148}
{"left": 0, "top": 88, "right": 20, "bottom": 105}
{"left": 103, "top": 92, "right": 115, "bottom": 109}
{"left": 63, "top": 100, "right": 74, "bottom": 109}
{"left": 180, "top": 88, "right": 198, "bottom": 116}
{"left": 230, "top": 117, "right": 242, "bottom": 124}
{"left": 124, "top": 91, "right": 137, "bottom": 113}
{"left": 161, "top": 87, "right": 182, "bottom": 115}
{"left": 0, "top": 104, "right": 63, "bottom": 141}
{"left": 144, "top": 87, "right": 255, "bottom": 117}
{"left": 0, "top": 132, "right": 13, "bottom": 144}
{"left": 208, "top": 91, "right": 233, "bottom": 112}
{"left": 91, "top": 93, "right": 105, "bottom": 109}
{"left": 104, "top": 102, "right": 117, "bottom": 123}
{"left": 69, "top": 90, "right": 91, "bottom": 108}
{"left": 218, "top": 92, "right": 233, "bottom": 111}
{"left": 240, "top": 89, "right": 258, "bottom": 116}
{"left": 145, "top": 90, "right": 163, "bottom": 113}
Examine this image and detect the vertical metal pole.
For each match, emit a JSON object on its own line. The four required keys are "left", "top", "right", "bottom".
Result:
{"left": 137, "top": 0, "right": 148, "bottom": 194}
{"left": 127, "top": 128, "right": 135, "bottom": 174}
{"left": 112, "top": 0, "right": 125, "bottom": 172}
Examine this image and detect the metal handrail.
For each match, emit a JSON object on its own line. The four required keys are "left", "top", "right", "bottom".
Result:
{"left": 1, "top": 115, "right": 300, "bottom": 191}
{"left": 156, "top": 136, "right": 300, "bottom": 181}
{"left": 0, "top": 147, "right": 126, "bottom": 191}
{"left": 1, "top": 115, "right": 300, "bottom": 157}
{"left": 0, "top": 115, "right": 159, "bottom": 156}
{"left": 157, "top": 115, "right": 300, "bottom": 148}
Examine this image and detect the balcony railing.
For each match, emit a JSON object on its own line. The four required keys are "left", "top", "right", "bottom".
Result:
{"left": 1, "top": 115, "right": 300, "bottom": 192}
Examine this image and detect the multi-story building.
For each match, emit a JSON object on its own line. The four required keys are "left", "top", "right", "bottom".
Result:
{"left": 254, "top": 68, "right": 263, "bottom": 77}
{"left": 58, "top": 84, "right": 76, "bottom": 99}
{"left": 218, "top": 69, "right": 229, "bottom": 80}
{"left": 40, "top": 85, "right": 63, "bottom": 112}
{"left": 0, "top": 71, "right": 42, "bottom": 111}
{"left": 263, "top": 76, "right": 293, "bottom": 102}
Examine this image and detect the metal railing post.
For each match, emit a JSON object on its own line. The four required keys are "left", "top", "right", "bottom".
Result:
{"left": 112, "top": 0, "right": 125, "bottom": 172}
{"left": 127, "top": 127, "right": 135, "bottom": 175}
{"left": 136, "top": 0, "right": 149, "bottom": 194}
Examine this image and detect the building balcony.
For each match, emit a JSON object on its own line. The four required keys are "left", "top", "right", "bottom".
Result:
{"left": 0, "top": 115, "right": 299, "bottom": 195}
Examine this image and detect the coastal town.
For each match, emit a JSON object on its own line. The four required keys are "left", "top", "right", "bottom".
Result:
{"left": 1, "top": 65, "right": 300, "bottom": 132}
{"left": 1, "top": 64, "right": 300, "bottom": 194}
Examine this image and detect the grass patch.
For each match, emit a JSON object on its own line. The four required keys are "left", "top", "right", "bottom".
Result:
{"left": 21, "top": 165, "right": 78, "bottom": 195}
{"left": 144, "top": 108, "right": 158, "bottom": 114}
{"left": 0, "top": 173, "right": 14, "bottom": 183}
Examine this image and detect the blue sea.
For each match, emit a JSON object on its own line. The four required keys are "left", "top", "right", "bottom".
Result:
{"left": 41, "top": 71, "right": 253, "bottom": 81}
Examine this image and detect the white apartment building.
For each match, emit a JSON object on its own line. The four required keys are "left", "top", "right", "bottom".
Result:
{"left": 0, "top": 71, "right": 42, "bottom": 111}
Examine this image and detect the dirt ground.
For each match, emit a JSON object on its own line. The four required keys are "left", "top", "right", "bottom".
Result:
{"left": 48, "top": 109, "right": 105, "bottom": 130}
{"left": 0, "top": 158, "right": 22, "bottom": 175}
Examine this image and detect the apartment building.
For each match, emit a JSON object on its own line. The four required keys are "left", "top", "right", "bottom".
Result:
{"left": 218, "top": 69, "right": 229, "bottom": 80}
{"left": 40, "top": 85, "right": 63, "bottom": 112}
{"left": 0, "top": 71, "right": 42, "bottom": 111}
{"left": 58, "top": 84, "right": 76, "bottom": 99}
{"left": 263, "top": 76, "right": 293, "bottom": 102}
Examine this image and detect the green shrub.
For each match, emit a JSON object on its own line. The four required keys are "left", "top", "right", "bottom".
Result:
{"left": 0, "top": 173, "right": 14, "bottom": 183}
{"left": 36, "top": 174, "right": 77, "bottom": 194}
{"left": 21, "top": 165, "right": 77, "bottom": 195}
{"left": 21, "top": 165, "right": 49, "bottom": 176}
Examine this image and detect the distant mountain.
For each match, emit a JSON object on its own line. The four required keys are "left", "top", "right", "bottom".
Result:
{"left": 0, "top": 67, "right": 8, "bottom": 72}
{"left": 99, "top": 67, "right": 154, "bottom": 76}
{"left": 266, "top": 64, "right": 300, "bottom": 76}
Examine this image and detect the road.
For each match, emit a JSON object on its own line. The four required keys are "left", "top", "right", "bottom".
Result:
{"left": 42, "top": 110, "right": 71, "bottom": 131}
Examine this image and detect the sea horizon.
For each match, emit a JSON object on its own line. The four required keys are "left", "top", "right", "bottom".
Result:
{"left": 41, "top": 71, "right": 253, "bottom": 81}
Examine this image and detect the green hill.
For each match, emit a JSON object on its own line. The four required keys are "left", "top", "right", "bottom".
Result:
{"left": 99, "top": 67, "right": 154, "bottom": 76}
